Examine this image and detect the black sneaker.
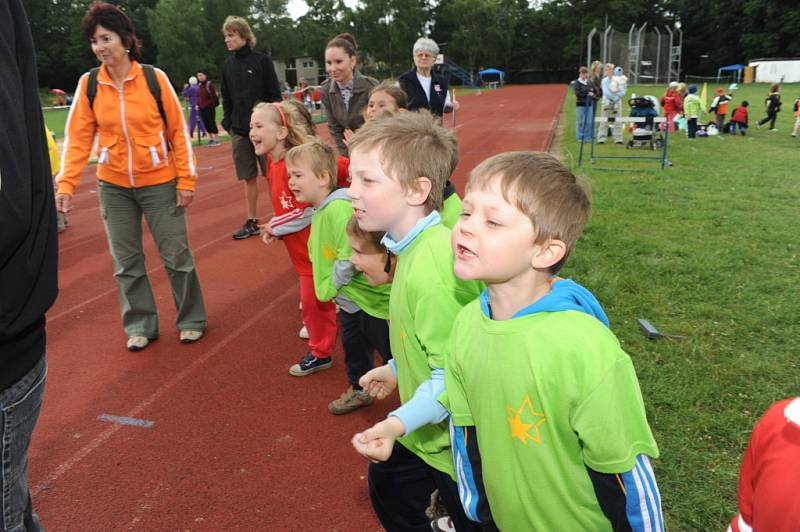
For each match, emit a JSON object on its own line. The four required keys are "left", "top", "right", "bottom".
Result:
{"left": 289, "top": 353, "right": 332, "bottom": 376}
{"left": 233, "top": 219, "right": 260, "bottom": 240}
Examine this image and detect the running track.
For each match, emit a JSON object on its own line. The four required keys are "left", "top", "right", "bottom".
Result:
{"left": 32, "top": 85, "right": 565, "bottom": 531}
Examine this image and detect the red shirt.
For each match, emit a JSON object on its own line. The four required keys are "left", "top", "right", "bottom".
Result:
{"left": 730, "top": 398, "right": 800, "bottom": 532}
{"left": 265, "top": 154, "right": 350, "bottom": 275}
{"left": 731, "top": 106, "right": 749, "bottom": 124}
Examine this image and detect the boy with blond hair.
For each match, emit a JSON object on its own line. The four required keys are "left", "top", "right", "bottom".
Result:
{"left": 348, "top": 111, "right": 484, "bottom": 531}
{"left": 285, "top": 140, "right": 391, "bottom": 414}
{"left": 442, "top": 151, "right": 662, "bottom": 531}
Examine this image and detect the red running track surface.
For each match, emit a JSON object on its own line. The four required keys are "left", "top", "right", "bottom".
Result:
{"left": 32, "top": 84, "right": 565, "bottom": 531}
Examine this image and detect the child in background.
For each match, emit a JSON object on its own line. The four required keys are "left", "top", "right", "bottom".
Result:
{"left": 683, "top": 84, "right": 703, "bottom": 139}
{"left": 348, "top": 82, "right": 463, "bottom": 229}
{"left": 249, "top": 101, "right": 339, "bottom": 376}
{"left": 757, "top": 84, "right": 781, "bottom": 131}
{"left": 791, "top": 96, "right": 800, "bottom": 137}
{"left": 609, "top": 66, "right": 628, "bottom": 95}
{"left": 710, "top": 87, "right": 733, "bottom": 132}
{"left": 346, "top": 216, "right": 396, "bottom": 287}
{"left": 728, "top": 398, "right": 800, "bottom": 532}
{"left": 285, "top": 140, "right": 392, "bottom": 415}
{"left": 442, "top": 151, "right": 662, "bottom": 531}
{"left": 661, "top": 81, "right": 683, "bottom": 132}
{"left": 348, "top": 111, "right": 485, "bottom": 532}
{"left": 45, "top": 125, "right": 67, "bottom": 233}
{"left": 729, "top": 101, "right": 749, "bottom": 136}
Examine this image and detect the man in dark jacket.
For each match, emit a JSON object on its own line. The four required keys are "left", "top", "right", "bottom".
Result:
{"left": 1, "top": 1, "right": 58, "bottom": 530}
{"left": 221, "top": 16, "right": 281, "bottom": 240}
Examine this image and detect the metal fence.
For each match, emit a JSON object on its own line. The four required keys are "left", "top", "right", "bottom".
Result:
{"left": 587, "top": 24, "right": 682, "bottom": 85}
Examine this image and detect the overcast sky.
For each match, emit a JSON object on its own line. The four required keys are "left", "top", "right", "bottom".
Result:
{"left": 287, "top": 0, "right": 358, "bottom": 19}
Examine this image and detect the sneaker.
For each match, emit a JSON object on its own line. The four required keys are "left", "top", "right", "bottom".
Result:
{"left": 208, "top": 139, "right": 221, "bottom": 146}
{"left": 298, "top": 325, "right": 309, "bottom": 339}
{"left": 431, "top": 517, "right": 456, "bottom": 532}
{"left": 769, "top": 129, "right": 779, "bottom": 132}
{"left": 233, "top": 219, "right": 260, "bottom": 240}
{"left": 127, "top": 336, "right": 149, "bottom": 351}
{"left": 289, "top": 353, "right": 332, "bottom": 376}
{"left": 329, "top": 386, "right": 373, "bottom": 414}
{"left": 180, "top": 330, "right": 204, "bottom": 343}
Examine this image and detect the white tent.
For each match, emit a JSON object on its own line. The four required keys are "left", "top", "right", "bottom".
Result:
{"left": 748, "top": 58, "right": 800, "bottom": 83}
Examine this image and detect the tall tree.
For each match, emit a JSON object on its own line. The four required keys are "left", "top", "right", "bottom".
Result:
{"left": 149, "top": 0, "right": 214, "bottom": 86}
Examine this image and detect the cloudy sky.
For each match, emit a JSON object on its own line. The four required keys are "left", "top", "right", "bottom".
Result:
{"left": 287, "top": 0, "right": 359, "bottom": 19}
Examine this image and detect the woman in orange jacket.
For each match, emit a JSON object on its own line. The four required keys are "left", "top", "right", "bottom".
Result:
{"left": 56, "top": 2, "right": 206, "bottom": 351}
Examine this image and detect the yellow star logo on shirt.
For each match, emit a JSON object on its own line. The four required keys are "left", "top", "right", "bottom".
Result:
{"left": 322, "top": 243, "right": 337, "bottom": 261}
{"left": 507, "top": 395, "right": 546, "bottom": 445}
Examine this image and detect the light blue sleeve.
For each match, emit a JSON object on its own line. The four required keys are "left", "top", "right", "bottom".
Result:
{"left": 389, "top": 368, "right": 448, "bottom": 436}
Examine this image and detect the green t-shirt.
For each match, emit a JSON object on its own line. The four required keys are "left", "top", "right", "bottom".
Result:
{"left": 440, "top": 193, "right": 462, "bottom": 229}
{"left": 308, "top": 196, "right": 391, "bottom": 319}
{"left": 391, "top": 223, "right": 483, "bottom": 477}
{"left": 443, "top": 301, "right": 659, "bottom": 530}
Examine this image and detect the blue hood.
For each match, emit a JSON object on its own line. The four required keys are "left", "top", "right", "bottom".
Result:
{"left": 480, "top": 278, "right": 609, "bottom": 327}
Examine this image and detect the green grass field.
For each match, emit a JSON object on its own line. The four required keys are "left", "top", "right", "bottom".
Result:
{"left": 560, "top": 82, "right": 799, "bottom": 530}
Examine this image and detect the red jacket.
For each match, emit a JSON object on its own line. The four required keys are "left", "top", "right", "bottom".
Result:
{"left": 266, "top": 154, "right": 350, "bottom": 275}
{"left": 731, "top": 106, "right": 749, "bottom": 124}
{"left": 730, "top": 398, "right": 800, "bottom": 532}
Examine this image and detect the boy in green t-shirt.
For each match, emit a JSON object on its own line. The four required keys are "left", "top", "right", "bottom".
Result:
{"left": 442, "top": 151, "right": 663, "bottom": 531}
{"left": 347, "top": 111, "right": 484, "bottom": 532}
{"left": 285, "top": 140, "right": 392, "bottom": 415}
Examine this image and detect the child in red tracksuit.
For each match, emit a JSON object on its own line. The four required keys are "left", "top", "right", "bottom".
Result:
{"left": 249, "top": 100, "right": 340, "bottom": 376}
{"left": 661, "top": 82, "right": 683, "bottom": 132}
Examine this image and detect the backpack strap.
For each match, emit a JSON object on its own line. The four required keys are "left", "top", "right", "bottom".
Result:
{"left": 141, "top": 64, "right": 168, "bottom": 129}
{"left": 86, "top": 67, "right": 101, "bottom": 110}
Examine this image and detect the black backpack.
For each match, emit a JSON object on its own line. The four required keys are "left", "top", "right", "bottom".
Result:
{"left": 86, "top": 64, "right": 167, "bottom": 128}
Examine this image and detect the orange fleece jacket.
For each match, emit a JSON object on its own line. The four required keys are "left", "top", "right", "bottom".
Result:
{"left": 57, "top": 61, "right": 196, "bottom": 195}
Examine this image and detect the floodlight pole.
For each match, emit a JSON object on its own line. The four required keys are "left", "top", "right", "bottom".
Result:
{"left": 603, "top": 25, "right": 612, "bottom": 64}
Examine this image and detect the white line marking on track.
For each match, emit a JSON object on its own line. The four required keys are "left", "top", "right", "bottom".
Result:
{"left": 32, "top": 283, "right": 295, "bottom": 497}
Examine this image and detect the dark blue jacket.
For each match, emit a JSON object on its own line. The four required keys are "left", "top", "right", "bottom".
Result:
{"left": 398, "top": 69, "right": 449, "bottom": 117}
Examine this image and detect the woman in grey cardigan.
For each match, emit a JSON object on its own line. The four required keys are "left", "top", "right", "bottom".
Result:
{"left": 320, "top": 33, "right": 378, "bottom": 155}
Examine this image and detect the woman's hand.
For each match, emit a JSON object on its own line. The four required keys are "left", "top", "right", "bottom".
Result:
{"left": 176, "top": 189, "right": 194, "bottom": 208}
{"left": 55, "top": 193, "right": 72, "bottom": 213}
{"left": 343, "top": 128, "right": 354, "bottom": 147}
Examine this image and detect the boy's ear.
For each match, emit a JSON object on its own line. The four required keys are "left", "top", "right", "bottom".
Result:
{"left": 531, "top": 239, "right": 567, "bottom": 270}
{"left": 406, "top": 176, "right": 433, "bottom": 207}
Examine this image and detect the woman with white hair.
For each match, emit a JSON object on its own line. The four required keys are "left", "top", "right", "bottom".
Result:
{"left": 398, "top": 37, "right": 458, "bottom": 117}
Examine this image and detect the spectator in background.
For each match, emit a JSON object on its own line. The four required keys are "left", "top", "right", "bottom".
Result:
{"left": 598, "top": 63, "right": 624, "bottom": 144}
{"left": 182, "top": 76, "right": 208, "bottom": 140}
{"left": 320, "top": 33, "right": 378, "bottom": 156}
{"left": 57, "top": 1, "right": 206, "bottom": 351}
{"left": 757, "top": 84, "right": 781, "bottom": 131}
{"left": 683, "top": 84, "right": 703, "bottom": 139}
{"left": 573, "top": 66, "right": 596, "bottom": 142}
{"left": 710, "top": 87, "right": 733, "bottom": 133}
{"left": 221, "top": 15, "right": 282, "bottom": 240}
{"left": 1, "top": 1, "right": 58, "bottom": 530}
{"left": 196, "top": 70, "right": 221, "bottom": 146}
{"left": 729, "top": 100, "right": 749, "bottom": 136}
{"left": 398, "top": 38, "right": 459, "bottom": 118}
{"left": 661, "top": 81, "right": 683, "bottom": 133}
